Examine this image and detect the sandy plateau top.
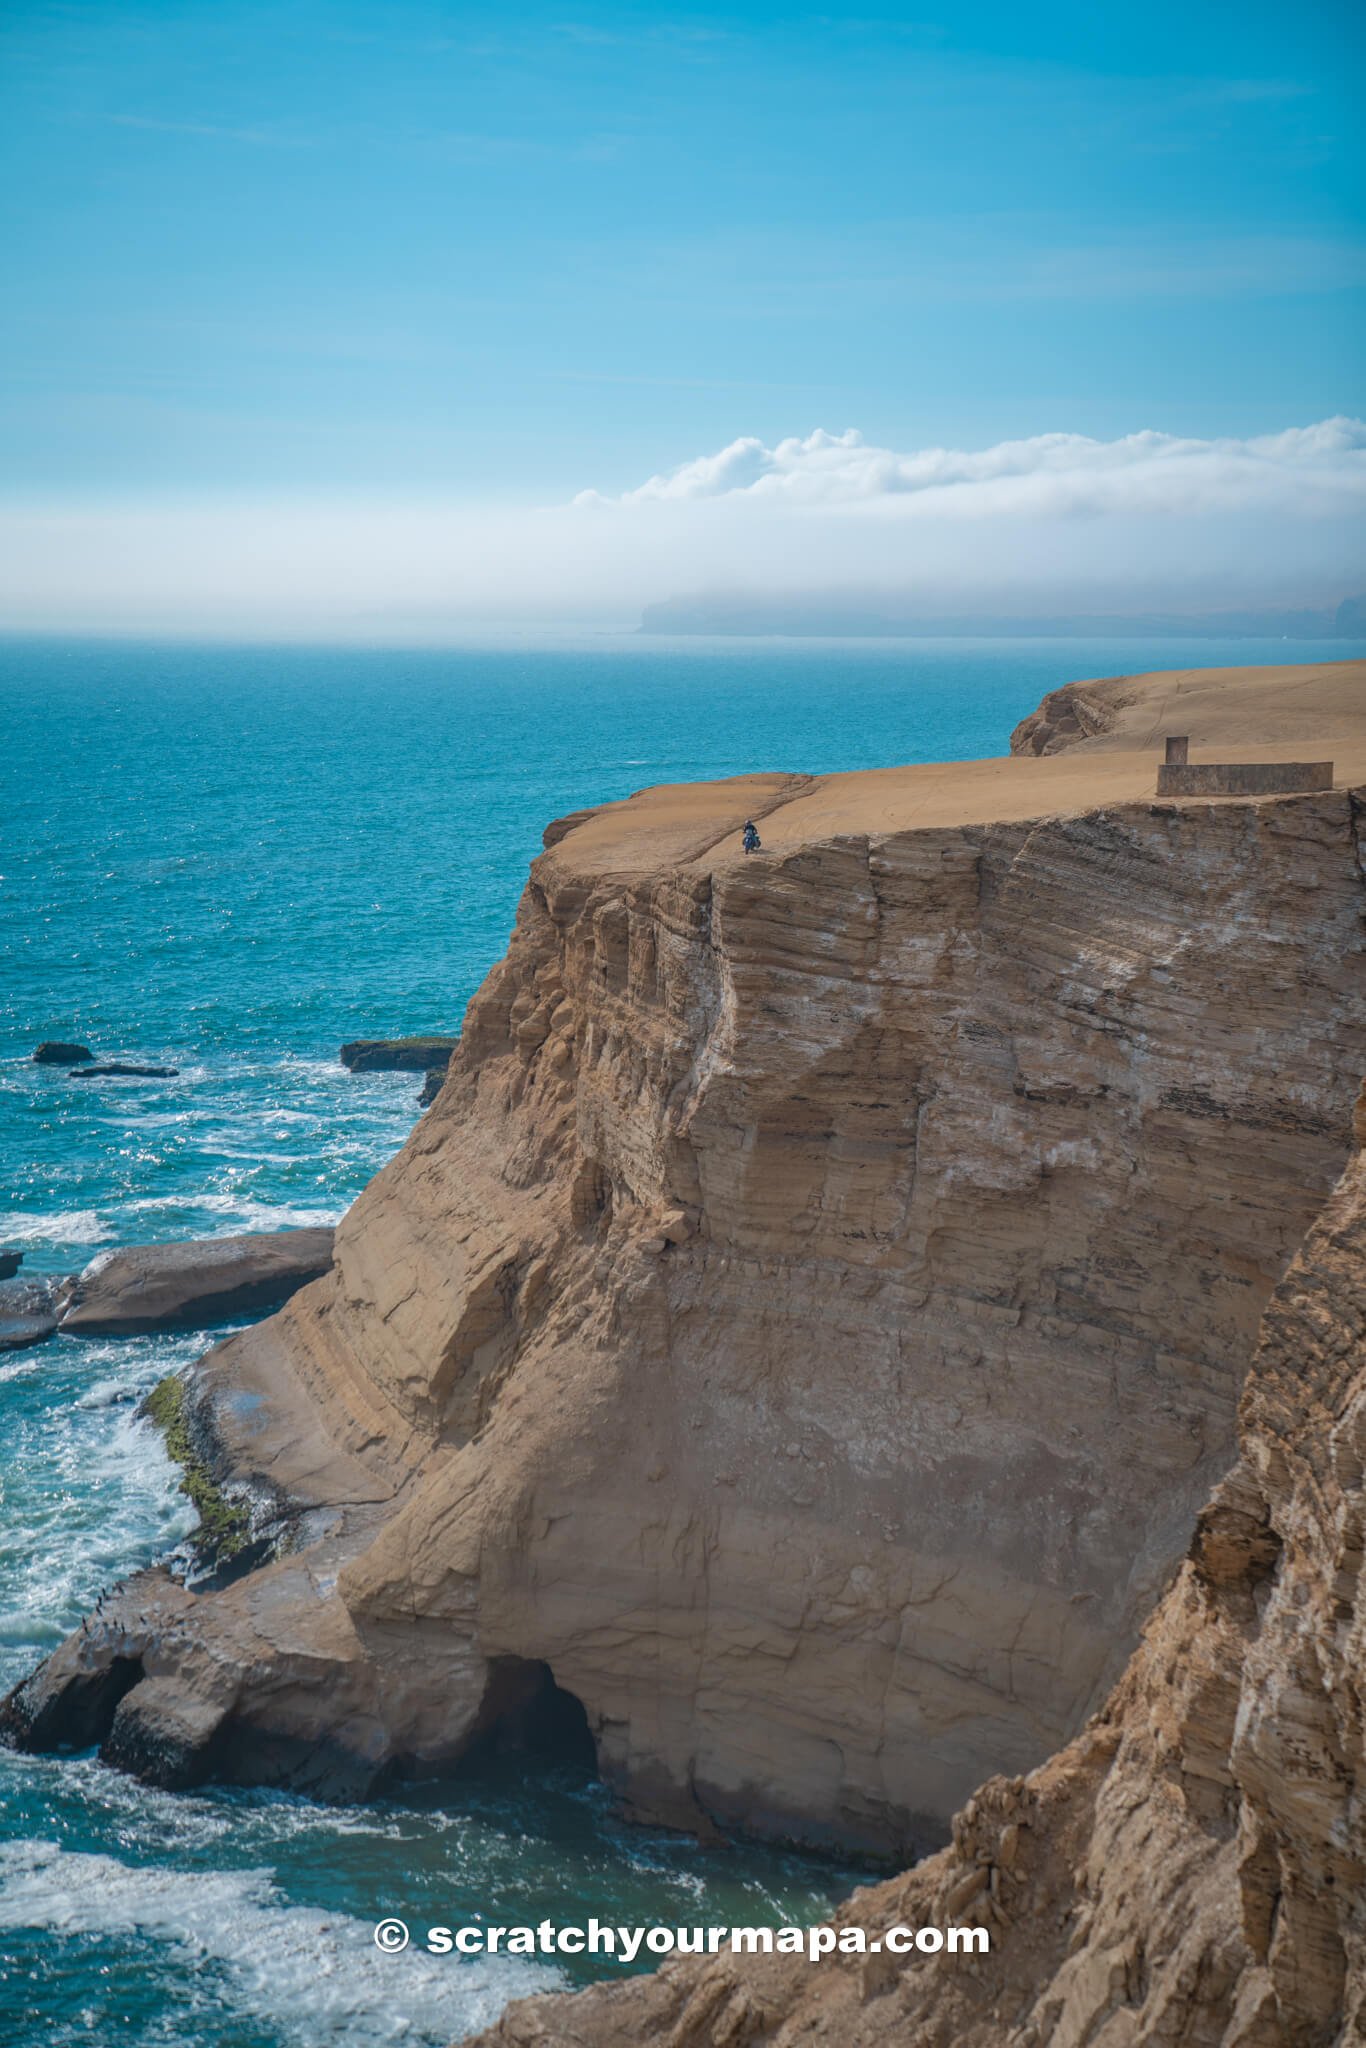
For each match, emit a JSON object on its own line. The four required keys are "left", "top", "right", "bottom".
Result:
{"left": 546, "top": 658, "right": 1366, "bottom": 877}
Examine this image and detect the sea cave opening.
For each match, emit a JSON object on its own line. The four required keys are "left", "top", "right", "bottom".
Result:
{"left": 466, "top": 1655, "right": 598, "bottom": 1775}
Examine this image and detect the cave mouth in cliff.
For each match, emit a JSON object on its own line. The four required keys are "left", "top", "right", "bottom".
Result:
{"left": 49, "top": 1652, "right": 146, "bottom": 1752}
{"left": 469, "top": 1656, "right": 597, "bottom": 1775}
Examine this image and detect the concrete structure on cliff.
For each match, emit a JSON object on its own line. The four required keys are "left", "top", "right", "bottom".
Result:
{"left": 1156, "top": 732, "right": 1335, "bottom": 797}
{"left": 5, "top": 662, "right": 1365, "bottom": 1898}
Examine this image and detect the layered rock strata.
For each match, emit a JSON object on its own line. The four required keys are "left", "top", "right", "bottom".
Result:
{"left": 472, "top": 1109, "right": 1366, "bottom": 2046}
{"left": 5, "top": 666, "right": 1365, "bottom": 1868}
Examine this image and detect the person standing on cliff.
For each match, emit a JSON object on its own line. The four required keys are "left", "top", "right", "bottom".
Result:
{"left": 742, "top": 820, "right": 761, "bottom": 853}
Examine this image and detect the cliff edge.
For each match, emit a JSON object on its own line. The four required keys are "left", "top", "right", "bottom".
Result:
{"left": 5, "top": 663, "right": 1365, "bottom": 1878}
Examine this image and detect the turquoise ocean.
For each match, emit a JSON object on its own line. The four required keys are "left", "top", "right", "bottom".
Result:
{"left": 3, "top": 631, "right": 1362, "bottom": 2045}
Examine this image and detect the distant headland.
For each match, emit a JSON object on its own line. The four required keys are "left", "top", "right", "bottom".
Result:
{"left": 639, "top": 591, "right": 1366, "bottom": 640}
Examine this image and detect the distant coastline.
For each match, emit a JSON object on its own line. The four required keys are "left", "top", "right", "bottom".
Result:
{"left": 640, "top": 593, "right": 1366, "bottom": 640}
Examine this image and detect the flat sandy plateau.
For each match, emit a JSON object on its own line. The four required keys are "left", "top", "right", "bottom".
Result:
{"left": 551, "top": 658, "right": 1366, "bottom": 875}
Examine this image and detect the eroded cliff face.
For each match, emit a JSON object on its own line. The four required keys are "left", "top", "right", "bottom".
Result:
{"left": 7, "top": 754, "right": 1362, "bottom": 1861}
{"left": 340, "top": 786, "right": 1363, "bottom": 1856}
{"left": 473, "top": 1110, "right": 1366, "bottom": 2048}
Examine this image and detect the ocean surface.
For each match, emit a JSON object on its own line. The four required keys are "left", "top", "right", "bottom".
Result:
{"left": 3, "top": 630, "right": 1362, "bottom": 2044}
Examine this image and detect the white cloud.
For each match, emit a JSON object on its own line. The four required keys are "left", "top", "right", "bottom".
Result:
{"left": 576, "top": 417, "right": 1366, "bottom": 518}
{"left": 0, "top": 419, "right": 1361, "bottom": 638}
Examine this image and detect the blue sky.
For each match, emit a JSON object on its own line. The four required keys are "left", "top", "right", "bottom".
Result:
{"left": 1, "top": 1, "right": 1362, "bottom": 630}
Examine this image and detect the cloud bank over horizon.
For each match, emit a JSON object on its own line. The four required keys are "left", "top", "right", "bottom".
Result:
{"left": 579, "top": 416, "right": 1366, "bottom": 518}
{"left": 1, "top": 417, "right": 1363, "bottom": 640}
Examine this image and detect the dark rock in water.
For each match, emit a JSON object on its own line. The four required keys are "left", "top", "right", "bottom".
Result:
{"left": 418, "top": 1067, "right": 445, "bottom": 1108}
{"left": 34, "top": 1041, "right": 94, "bottom": 1065}
{"left": 69, "top": 1063, "right": 180, "bottom": 1080}
{"left": 0, "top": 1276, "right": 73, "bottom": 1353}
{"left": 0, "top": 1248, "right": 22, "bottom": 1280}
{"left": 59, "top": 1228, "right": 335, "bottom": 1336}
{"left": 340, "top": 1037, "right": 457, "bottom": 1073}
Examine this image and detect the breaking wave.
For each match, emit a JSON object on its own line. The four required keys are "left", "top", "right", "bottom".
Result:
{"left": 0, "top": 1841, "right": 553, "bottom": 2046}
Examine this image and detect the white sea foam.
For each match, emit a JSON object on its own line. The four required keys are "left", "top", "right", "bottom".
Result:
{"left": 73, "top": 1376, "right": 141, "bottom": 1411}
{"left": 207, "top": 1148, "right": 312, "bottom": 1164}
{"left": 0, "top": 1337, "right": 198, "bottom": 1669}
{"left": 195, "top": 1197, "right": 344, "bottom": 1230}
{"left": 118, "top": 1195, "right": 344, "bottom": 1230}
{"left": 0, "top": 1841, "right": 556, "bottom": 2045}
{"left": 239, "top": 1055, "right": 351, "bottom": 1081}
{"left": 0, "top": 1350, "right": 48, "bottom": 1389}
{"left": 0, "top": 1209, "right": 111, "bottom": 1247}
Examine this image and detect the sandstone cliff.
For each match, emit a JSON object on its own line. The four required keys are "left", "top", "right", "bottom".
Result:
{"left": 5, "top": 665, "right": 1364, "bottom": 1878}
{"left": 471, "top": 1099, "right": 1366, "bottom": 2047}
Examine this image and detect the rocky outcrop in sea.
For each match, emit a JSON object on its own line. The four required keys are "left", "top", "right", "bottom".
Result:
{"left": 33, "top": 1041, "right": 93, "bottom": 1065}
{"left": 60, "top": 1229, "right": 336, "bottom": 1336}
{"left": 0, "top": 1231, "right": 336, "bottom": 1353}
{"left": 68, "top": 1063, "right": 179, "bottom": 1080}
{"left": 340, "top": 1037, "right": 458, "bottom": 1073}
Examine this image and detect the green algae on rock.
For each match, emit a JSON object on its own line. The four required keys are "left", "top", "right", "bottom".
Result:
{"left": 143, "top": 1376, "right": 250, "bottom": 1566}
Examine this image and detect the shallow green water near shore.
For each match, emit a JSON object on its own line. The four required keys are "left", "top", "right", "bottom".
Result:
{"left": 3, "top": 630, "right": 1361, "bottom": 2044}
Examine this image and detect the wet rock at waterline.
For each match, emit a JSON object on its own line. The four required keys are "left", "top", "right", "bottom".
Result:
{"left": 33, "top": 1040, "right": 94, "bottom": 1065}
{"left": 0, "top": 1248, "right": 23, "bottom": 1280}
{"left": 0, "top": 1276, "right": 74, "bottom": 1353}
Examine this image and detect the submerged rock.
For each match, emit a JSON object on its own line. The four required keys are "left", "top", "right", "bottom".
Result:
{"left": 59, "top": 1228, "right": 335, "bottom": 1336}
{"left": 339, "top": 1037, "right": 457, "bottom": 1073}
{"left": 33, "top": 1041, "right": 94, "bottom": 1065}
{"left": 68, "top": 1063, "right": 179, "bottom": 1080}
